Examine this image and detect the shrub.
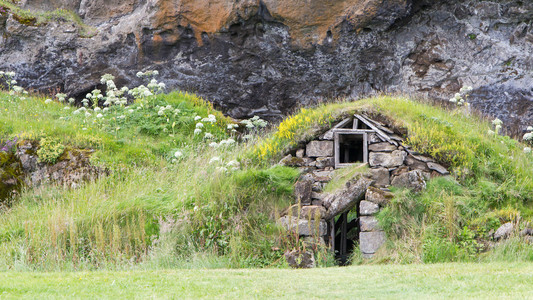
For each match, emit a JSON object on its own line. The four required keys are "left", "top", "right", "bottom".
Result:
{"left": 36, "top": 137, "right": 65, "bottom": 164}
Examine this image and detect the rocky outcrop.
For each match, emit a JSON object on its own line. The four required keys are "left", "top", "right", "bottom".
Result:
{"left": 0, "top": 141, "right": 105, "bottom": 203}
{"left": 2, "top": 0, "right": 533, "bottom": 129}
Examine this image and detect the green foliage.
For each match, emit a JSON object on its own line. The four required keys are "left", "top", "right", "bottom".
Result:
{"left": 0, "top": 1, "right": 97, "bottom": 37}
{"left": 1, "top": 88, "right": 533, "bottom": 270}
{"left": 36, "top": 137, "right": 65, "bottom": 164}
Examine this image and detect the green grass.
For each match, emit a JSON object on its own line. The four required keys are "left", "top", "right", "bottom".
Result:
{"left": 0, "top": 262, "right": 532, "bottom": 298}
{"left": 1, "top": 89, "right": 533, "bottom": 270}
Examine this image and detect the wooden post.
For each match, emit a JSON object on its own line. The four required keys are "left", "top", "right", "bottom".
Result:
{"left": 334, "top": 132, "right": 340, "bottom": 169}
{"left": 329, "top": 219, "right": 335, "bottom": 253}
{"left": 340, "top": 212, "right": 347, "bottom": 258}
{"left": 363, "top": 132, "right": 368, "bottom": 163}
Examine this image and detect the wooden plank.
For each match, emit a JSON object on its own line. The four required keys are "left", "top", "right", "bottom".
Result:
{"left": 354, "top": 114, "right": 398, "bottom": 146}
{"left": 334, "top": 132, "right": 340, "bottom": 169}
{"left": 340, "top": 212, "right": 347, "bottom": 258}
{"left": 364, "top": 117, "right": 395, "bottom": 134}
{"left": 353, "top": 118, "right": 359, "bottom": 129}
{"left": 331, "top": 128, "right": 374, "bottom": 133}
{"left": 363, "top": 132, "right": 368, "bottom": 163}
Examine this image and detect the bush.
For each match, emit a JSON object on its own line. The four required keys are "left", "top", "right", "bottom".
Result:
{"left": 36, "top": 137, "right": 65, "bottom": 164}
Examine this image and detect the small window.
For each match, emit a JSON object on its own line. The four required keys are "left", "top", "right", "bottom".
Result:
{"left": 335, "top": 132, "right": 368, "bottom": 168}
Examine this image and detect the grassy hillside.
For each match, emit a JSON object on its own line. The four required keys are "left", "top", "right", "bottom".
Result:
{"left": 0, "top": 75, "right": 532, "bottom": 270}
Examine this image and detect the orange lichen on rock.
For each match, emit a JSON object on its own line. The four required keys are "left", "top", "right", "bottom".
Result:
{"left": 150, "top": 0, "right": 409, "bottom": 46}
{"left": 153, "top": 0, "right": 258, "bottom": 45}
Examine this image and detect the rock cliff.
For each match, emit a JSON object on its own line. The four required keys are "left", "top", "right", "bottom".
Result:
{"left": 1, "top": 0, "right": 533, "bottom": 129}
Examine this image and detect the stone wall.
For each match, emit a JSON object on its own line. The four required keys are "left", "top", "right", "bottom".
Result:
{"left": 278, "top": 127, "right": 449, "bottom": 264}
{"left": 0, "top": 141, "right": 105, "bottom": 203}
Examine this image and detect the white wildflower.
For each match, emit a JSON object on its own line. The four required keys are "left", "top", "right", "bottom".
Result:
{"left": 226, "top": 160, "right": 240, "bottom": 168}
{"left": 209, "top": 156, "right": 221, "bottom": 164}
{"left": 524, "top": 147, "right": 532, "bottom": 154}
{"left": 204, "top": 132, "right": 214, "bottom": 139}
{"left": 196, "top": 122, "right": 204, "bottom": 129}
{"left": 174, "top": 150, "right": 183, "bottom": 158}
{"left": 96, "top": 113, "right": 103, "bottom": 118}
{"left": 143, "top": 90, "right": 153, "bottom": 97}
{"left": 194, "top": 116, "right": 202, "bottom": 121}
{"left": 44, "top": 99, "right": 53, "bottom": 104}
{"left": 194, "top": 128, "right": 202, "bottom": 135}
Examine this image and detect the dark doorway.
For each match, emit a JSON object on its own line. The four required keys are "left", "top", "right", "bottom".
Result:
{"left": 337, "top": 133, "right": 366, "bottom": 164}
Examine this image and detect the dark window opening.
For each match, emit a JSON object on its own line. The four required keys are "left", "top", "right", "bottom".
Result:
{"left": 338, "top": 134, "right": 365, "bottom": 163}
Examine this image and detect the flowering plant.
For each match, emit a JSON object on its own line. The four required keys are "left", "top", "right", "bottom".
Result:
{"left": 449, "top": 85, "right": 473, "bottom": 107}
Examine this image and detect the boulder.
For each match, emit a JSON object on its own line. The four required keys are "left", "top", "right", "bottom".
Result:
{"left": 368, "top": 150, "right": 406, "bottom": 168}
{"left": 405, "top": 155, "right": 431, "bottom": 172}
{"left": 367, "top": 167, "right": 390, "bottom": 187}
{"left": 427, "top": 162, "right": 450, "bottom": 175}
{"left": 315, "top": 157, "right": 334, "bottom": 168}
{"left": 278, "top": 216, "right": 327, "bottom": 236}
{"left": 284, "top": 205, "right": 326, "bottom": 219}
{"left": 311, "top": 192, "right": 323, "bottom": 200}
{"left": 312, "top": 181, "right": 324, "bottom": 192}
{"left": 391, "top": 170, "right": 426, "bottom": 192}
{"left": 368, "top": 142, "right": 397, "bottom": 152}
{"left": 360, "top": 231, "right": 386, "bottom": 254}
{"left": 302, "top": 236, "right": 326, "bottom": 248}
{"left": 391, "top": 165, "right": 409, "bottom": 177}
{"left": 284, "top": 250, "right": 315, "bottom": 268}
{"left": 279, "top": 154, "right": 305, "bottom": 167}
{"left": 312, "top": 170, "right": 333, "bottom": 183}
{"left": 294, "top": 178, "right": 313, "bottom": 204}
{"left": 520, "top": 228, "right": 533, "bottom": 237}
{"left": 365, "top": 186, "right": 393, "bottom": 207}
{"left": 368, "top": 133, "right": 382, "bottom": 144}
{"left": 323, "top": 176, "right": 372, "bottom": 220}
{"left": 494, "top": 222, "right": 514, "bottom": 241}
{"left": 411, "top": 154, "right": 435, "bottom": 163}
{"left": 359, "top": 200, "right": 379, "bottom": 216}
{"left": 306, "top": 141, "right": 334, "bottom": 157}
{"left": 296, "top": 149, "right": 305, "bottom": 158}
{"left": 360, "top": 216, "right": 381, "bottom": 232}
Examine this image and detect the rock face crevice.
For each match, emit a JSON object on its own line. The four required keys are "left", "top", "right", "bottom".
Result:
{"left": 2, "top": 0, "right": 533, "bottom": 129}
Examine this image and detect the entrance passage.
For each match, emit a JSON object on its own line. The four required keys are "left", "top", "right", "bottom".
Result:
{"left": 331, "top": 210, "right": 359, "bottom": 265}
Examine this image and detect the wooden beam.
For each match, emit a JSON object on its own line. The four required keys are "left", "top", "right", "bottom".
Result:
{"left": 354, "top": 114, "right": 398, "bottom": 146}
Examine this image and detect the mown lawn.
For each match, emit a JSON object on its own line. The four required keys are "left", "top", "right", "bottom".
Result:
{"left": 0, "top": 262, "right": 532, "bottom": 299}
